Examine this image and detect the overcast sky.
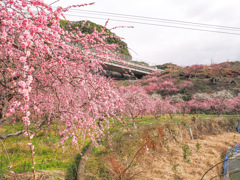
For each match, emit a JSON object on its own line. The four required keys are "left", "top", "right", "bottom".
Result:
{"left": 45, "top": 0, "right": 240, "bottom": 66}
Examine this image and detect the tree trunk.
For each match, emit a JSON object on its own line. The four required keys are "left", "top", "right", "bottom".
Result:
{"left": 77, "top": 142, "right": 94, "bottom": 180}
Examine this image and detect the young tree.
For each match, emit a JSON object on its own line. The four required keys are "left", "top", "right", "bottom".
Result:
{"left": 118, "top": 85, "right": 152, "bottom": 122}
{"left": 176, "top": 101, "right": 191, "bottom": 116}
{"left": 151, "top": 98, "right": 178, "bottom": 119}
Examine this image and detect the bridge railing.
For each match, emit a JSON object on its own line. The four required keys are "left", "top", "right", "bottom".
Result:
{"left": 105, "top": 58, "right": 160, "bottom": 73}
{"left": 88, "top": 51, "right": 160, "bottom": 73}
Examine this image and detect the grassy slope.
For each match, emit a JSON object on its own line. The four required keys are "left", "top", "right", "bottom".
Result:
{"left": 2, "top": 114, "right": 240, "bottom": 179}
{"left": 162, "top": 62, "right": 240, "bottom": 97}
{"left": 0, "top": 115, "right": 190, "bottom": 178}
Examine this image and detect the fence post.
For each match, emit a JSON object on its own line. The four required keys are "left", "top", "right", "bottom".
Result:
{"left": 189, "top": 126, "right": 193, "bottom": 140}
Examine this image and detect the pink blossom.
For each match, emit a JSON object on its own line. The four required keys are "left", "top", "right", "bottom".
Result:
{"left": 26, "top": 51, "right": 30, "bottom": 57}
{"left": 1, "top": 31, "right": 7, "bottom": 42}
{"left": 20, "top": 42, "right": 27, "bottom": 48}
{"left": 23, "top": 65, "right": 29, "bottom": 71}
{"left": 65, "top": 38, "right": 71, "bottom": 43}
{"left": 18, "top": 81, "right": 26, "bottom": 88}
{"left": 23, "top": 132, "right": 29, "bottom": 137}
{"left": 14, "top": 23, "right": 20, "bottom": 29}
{"left": 19, "top": 56, "right": 26, "bottom": 63}
{"left": 6, "top": 20, "right": 13, "bottom": 26}
{"left": 24, "top": 96, "right": 30, "bottom": 101}
{"left": 22, "top": 1, "right": 27, "bottom": 7}
{"left": 1, "top": 36, "right": 7, "bottom": 42}
{"left": 26, "top": 111, "right": 31, "bottom": 117}
{"left": 1, "top": 20, "right": 6, "bottom": 25}
{"left": 5, "top": 113, "right": 10, "bottom": 117}
{"left": 9, "top": 108, "right": 15, "bottom": 113}
{"left": 26, "top": 39, "right": 32, "bottom": 46}
{"left": 27, "top": 75, "right": 33, "bottom": 83}
{"left": 22, "top": 89, "right": 29, "bottom": 96}
{"left": 11, "top": 72, "right": 16, "bottom": 78}
{"left": 23, "top": 117, "right": 30, "bottom": 126}
{"left": 22, "top": 19, "right": 28, "bottom": 27}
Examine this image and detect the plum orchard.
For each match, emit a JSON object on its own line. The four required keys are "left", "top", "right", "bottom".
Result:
{"left": 1, "top": 0, "right": 240, "bottom": 178}
{"left": 137, "top": 72, "right": 240, "bottom": 116}
{"left": 0, "top": 0, "right": 126, "bottom": 172}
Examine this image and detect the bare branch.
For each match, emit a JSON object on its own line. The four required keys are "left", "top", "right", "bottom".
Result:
{"left": 0, "top": 130, "right": 27, "bottom": 139}
{"left": 0, "top": 116, "right": 49, "bottom": 139}
{"left": 119, "top": 135, "right": 159, "bottom": 179}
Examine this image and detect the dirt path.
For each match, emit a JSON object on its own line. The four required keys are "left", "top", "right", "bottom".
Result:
{"left": 130, "top": 132, "right": 240, "bottom": 180}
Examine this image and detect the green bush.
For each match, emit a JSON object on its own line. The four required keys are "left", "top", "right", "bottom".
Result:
{"left": 182, "top": 144, "right": 191, "bottom": 162}
{"left": 182, "top": 94, "right": 191, "bottom": 101}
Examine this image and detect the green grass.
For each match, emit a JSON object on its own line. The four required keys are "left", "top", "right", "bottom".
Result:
{"left": 0, "top": 124, "right": 79, "bottom": 177}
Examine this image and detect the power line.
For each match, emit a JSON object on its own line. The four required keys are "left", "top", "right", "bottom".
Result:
{"left": 34, "top": 6, "right": 240, "bottom": 35}
{"left": 61, "top": 8, "right": 240, "bottom": 32}
{"left": 63, "top": 13, "right": 240, "bottom": 36}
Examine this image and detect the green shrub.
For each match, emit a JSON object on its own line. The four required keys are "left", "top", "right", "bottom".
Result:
{"left": 182, "top": 94, "right": 191, "bottom": 101}
{"left": 182, "top": 144, "right": 191, "bottom": 162}
{"left": 123, "top": 82, "right": 129, "bottom": 86}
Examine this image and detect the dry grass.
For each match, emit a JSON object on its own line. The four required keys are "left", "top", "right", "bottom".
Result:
{"left": 126, "top": 118, "right": 240, "bottom": 180}
{"left": 130, "top": 132, "right": 240, "bottom": 179}
{"left": 6, "top": 170, "right": 65, "bottom": 180}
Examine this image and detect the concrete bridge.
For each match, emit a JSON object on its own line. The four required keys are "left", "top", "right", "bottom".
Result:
{"left": 102, "top": 59, "right": 160, "bottom": 79}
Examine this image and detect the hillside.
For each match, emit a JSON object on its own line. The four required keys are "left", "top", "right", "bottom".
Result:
{"left": 137, "top": 61, "right": 240, "bottom": 104}
{"left": 60, "top": 20, "right": 132, "bottom": 60}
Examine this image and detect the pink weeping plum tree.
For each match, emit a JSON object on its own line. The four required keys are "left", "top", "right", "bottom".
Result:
{"left": 0, "top": 0, "right": 129, "bottom": 176}
{"left": 118, "top": 85, "right": 152, "bottom": 122}
{"left": 150, "top": 98, "right": 179, "bottom": 119}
